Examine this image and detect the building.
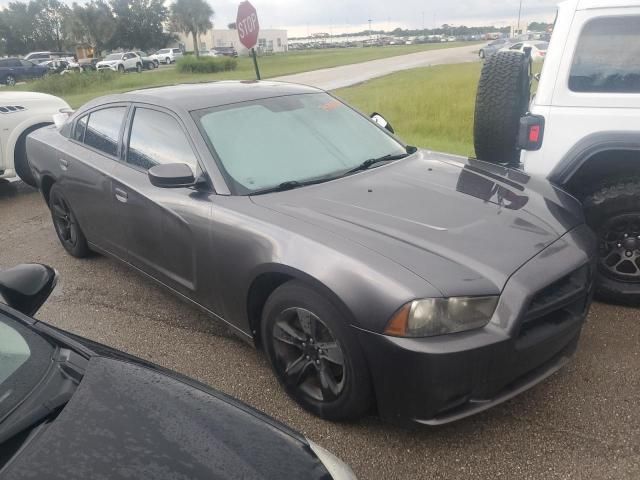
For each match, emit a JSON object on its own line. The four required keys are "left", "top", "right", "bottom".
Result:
{"left": 177, "top": 29, "right": 288, "bottom": 55}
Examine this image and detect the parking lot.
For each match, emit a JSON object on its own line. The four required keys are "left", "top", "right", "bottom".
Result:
{"left": 1, "top": 178, "right": 639, "bottom": 479}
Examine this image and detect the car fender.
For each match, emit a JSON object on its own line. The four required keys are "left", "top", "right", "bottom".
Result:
{"left": 548, "top": 131, "right": 640, "bottom": 186}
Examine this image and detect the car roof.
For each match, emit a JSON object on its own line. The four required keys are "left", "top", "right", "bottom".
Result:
{"left": 98, "top": 81, "right": 323, "bottom": 112}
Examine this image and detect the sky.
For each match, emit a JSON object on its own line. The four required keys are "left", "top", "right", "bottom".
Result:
{"left": 210, "top": 0, "right": 560, "bottom": 37}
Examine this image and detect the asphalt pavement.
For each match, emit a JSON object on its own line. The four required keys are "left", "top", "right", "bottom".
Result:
{"left": 1, "top": 179, "right": 639, "bottom": 479}
{"left": 272, "top": 43, "right": 481, "bottom": 90}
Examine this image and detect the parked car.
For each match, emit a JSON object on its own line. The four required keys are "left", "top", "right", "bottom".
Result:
{"left": 96, "top": 52, "right": 142, "bottom": 73}
{"left": 473, "top": 0, "right": 640, "bottom": 304}
{"left": 135, "top": 51, "right": 159, "bottom": 69}
{"left": 76, "top": 58, "right": 101, "bottom": 71}
{"left": 213, "top": 46, "right": 238, "bottom": 57}
{"left": 501, "top": 41, "right": 549, "bottom": 61}
{"left": 0, "top": 58, "right": 48, "bottom": 86}
{"left": 199, "top": 49, "right": 220, "bottom": 57}
{"left": 0, "top": 91, "right": 70, "bottom": 185}
{"left": 478, "top": 38, "right": 510, "bottom": 59}
{"left": 40, "top": 59, "right": 70, "bottom": 74}
{"left": 0, "top": 263, "right": 356, "bottom": 479}
{"left": 150, "top": 48, "right": 183, "bottom": 64}
{"left": 24, "top": 51, "right": 76, "bottom": 63}
{"left": 27, "top": 81, "right": 595, "bottom": 426}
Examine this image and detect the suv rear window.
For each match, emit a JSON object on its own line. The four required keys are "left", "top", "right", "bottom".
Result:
{"left": 569, "top": 16, "right": 640, "bottom": 93}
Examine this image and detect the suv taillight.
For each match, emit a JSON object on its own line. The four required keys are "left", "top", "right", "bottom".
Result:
{"left": 518, "top": 114, "right": 545, "bottom": 151}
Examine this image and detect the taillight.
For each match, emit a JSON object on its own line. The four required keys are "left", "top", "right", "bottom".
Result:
{"left": 518, "top": 115, "right": 545, "bottom": 151}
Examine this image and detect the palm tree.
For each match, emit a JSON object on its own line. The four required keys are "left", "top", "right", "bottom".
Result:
{"left": 170, "top": 0, "right": 213, "bottom": 57}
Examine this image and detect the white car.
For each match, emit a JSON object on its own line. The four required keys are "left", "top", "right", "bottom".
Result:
{"left": 0, "top": 92, "right": 70, "bottom": 186}
{"left": 198, "top": 50, "right": 220, "bottom": 57}
{"left": 96, "top": 52, "right": 142, "bottom": 73}
{"left": 501, "top": 41, "right": 548, "bottom": 61}
{"left": 474, "top": 0, "right": 640, "bottom": 304}
{"left": 24, "top": 51, "right": 76, "bottom": 63}
{"left": 150, "top": 48, "right": 183, "bottom": 64}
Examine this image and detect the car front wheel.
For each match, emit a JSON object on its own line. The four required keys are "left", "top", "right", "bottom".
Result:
{"left": 6, "top": 74, "right": 16, "bottom": 86}
{"left": 261, "top": 281, "right": 372, "bottom": 421}
{"left": 49, "top": 184, "right": 90, "bottom": 258}
{"left": 117, "top": 64, "right": 124, "bottom": 73}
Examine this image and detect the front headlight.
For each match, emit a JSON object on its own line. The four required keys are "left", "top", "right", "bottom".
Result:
{"left": 308, "top": 440, "right": 357, "bottom": 479}
{"left": 384, "top": 296, "right": 498, "bottom": 337}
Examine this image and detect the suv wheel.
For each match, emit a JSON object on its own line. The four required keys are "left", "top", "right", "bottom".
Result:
{"left": 165, "top": 57, "right": 171, "bottom": 64}
{"left": 473, "top": 51, "right": 532, "bottom": 165}
{"left": 261, "top": 281, "right": 372, "bottom": 421}
{"left": 5, "top": 74, "right": 16, "bottom": 86}
{"left": 584, "top": 177, "right": 640, "bottom": 305}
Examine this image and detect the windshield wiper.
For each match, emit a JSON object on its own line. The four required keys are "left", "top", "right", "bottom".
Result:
{"left": 344, "top": 147, "right": 416, "bottom": 176}
{"left": 250, "top": 178, "right": 333, "bottom": 195}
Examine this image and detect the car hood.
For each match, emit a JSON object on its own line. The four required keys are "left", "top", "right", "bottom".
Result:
{"left": 2, "top": 356, "right": 330, "bottom": 480}
{"left": 251, "top": 151, "right": 584, "bottom": 296}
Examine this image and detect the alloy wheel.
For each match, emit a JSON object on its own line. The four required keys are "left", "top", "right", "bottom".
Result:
{"left": 271, "top": 307, "right": 345, "bottom": 402}
{"left": 6, "top": 75, "right": 15, "bottom": 86}
{"left": 598, "top": 213, "right": 640, "bottom": 282}
{"left": 51, "top": 195, "right": 78, "bottom": 249}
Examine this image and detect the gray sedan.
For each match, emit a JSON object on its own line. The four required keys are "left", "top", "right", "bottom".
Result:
{"left": 479, "top": 38, "right": 511, "bottom": 59}
{"left": 26, "top": 81, "right": 595, "bottom": 426}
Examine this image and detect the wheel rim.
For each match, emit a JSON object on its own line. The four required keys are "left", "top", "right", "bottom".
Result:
{"left": 52, "top": 195, "right": 78, "bottom": 248}
{"left": 598, "top": 213, "right": 640, "bottom": 282}
{"left": 6, "top": 76, "right": 15, "bottom": 86}
{"left": 271, "top": 307, "right": 345, "bottom": 402}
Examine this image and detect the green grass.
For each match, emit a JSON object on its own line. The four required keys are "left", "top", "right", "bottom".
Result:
{"left": 10, "top": 42, "right": 477, "bottom": 108}
{"left": 336, "top": 62, "right": 483, "bottom": 156}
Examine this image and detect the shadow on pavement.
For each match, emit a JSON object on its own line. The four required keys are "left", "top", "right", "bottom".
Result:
{"left": 0, "top": 178, "right": 37, "bottom": 199}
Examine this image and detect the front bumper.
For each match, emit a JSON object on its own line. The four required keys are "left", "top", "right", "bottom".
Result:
{"left": 356, "top": 224, "right": 596, "bottom": 426}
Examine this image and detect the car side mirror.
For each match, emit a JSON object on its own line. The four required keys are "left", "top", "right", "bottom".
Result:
{"left": 148, "top": 163, "right": 197, "bottom": 188}
{"left": 370, "top": 112, "right": 395, "bottom": 134}
{"left": 0, "top": 264, "right": 57, "bottom": 316}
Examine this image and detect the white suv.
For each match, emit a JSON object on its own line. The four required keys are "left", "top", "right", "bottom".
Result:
{"left": 151, "top": 48, "right": 183, "bottom": 65}
{"left": 96, "top": 52, "right": 142, "bottom": 73}
{"left": 0, "top": 92, "right": 70, "bottom": 186}
{"left": 474, "top": 0, "right": 640, "bottom": 303}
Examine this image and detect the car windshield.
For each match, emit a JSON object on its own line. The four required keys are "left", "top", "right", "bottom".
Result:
{"left": 0, "top": 315, "right": 54, "bottom": 420}
{"left": 104, "top": 53, "right": 122, "bottom": 61}
{"left": 194, "top": 93, "right": 406, "bottom": 194}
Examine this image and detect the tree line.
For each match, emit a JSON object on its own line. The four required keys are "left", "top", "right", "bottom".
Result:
{"left": 0, "top": 0, "right": 215, "bottom": 57}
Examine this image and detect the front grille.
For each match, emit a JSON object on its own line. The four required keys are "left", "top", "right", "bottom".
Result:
{"left": 518, "top": 264, "right": 591, "bottom": 342}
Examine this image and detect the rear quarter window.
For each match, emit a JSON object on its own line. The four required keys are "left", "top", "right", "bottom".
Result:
{"left": 569, "top": 16, "right": 640, "bottom": 93}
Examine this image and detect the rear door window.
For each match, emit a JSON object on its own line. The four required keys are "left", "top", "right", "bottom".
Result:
{"left": 73, "top": 115, "right": 88, "bottom": 142}
{"left": 570, "top": 16, "right": 640, "bottom": 93}
{"left": 83, "top": 107, "right": 127, "bottom": 157}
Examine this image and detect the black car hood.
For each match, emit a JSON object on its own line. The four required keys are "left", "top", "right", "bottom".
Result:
{"left": 252, "top": 151, "right": 583, "bottom": 296}
{"left": 2, "top": 357, "right": 330, "bottom": 480}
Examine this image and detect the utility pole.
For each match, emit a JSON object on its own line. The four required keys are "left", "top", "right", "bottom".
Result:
{"left": 422, "top": 11, "right": 425, "bottom": 32}
{"left": 517, "top": 0, "right": 523, "bottom": 34}
{"left": 368, "top": 18, "right": 372, "bottom": 39}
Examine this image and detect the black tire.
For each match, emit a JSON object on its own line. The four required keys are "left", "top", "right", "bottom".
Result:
{"left": 136, "top": 63, "right": 142, "bottom": 73}
{"left": 154, "top": 60, "right": 159, "bottom": 68}
{"left": 14, "top": 127, "right": 40, "bottom": 187}
{"left": 261, "top": 280, "right": 372, "bottom": 421}
{"left": 165, "top": 57, "right": 171, "bottom": 65}
{"left": 473, "top": 50, "right": 532, "bottom": 165}
{"left": 49, "top": 184, "right": 90, "bottom": 258}
{"left": 6, "top": 74, "right": 16, "bottom": 86}
{"left": 584, "top": 177, "right": 640, "bottom": 305}
{"left": 118, "top": 64, "right": 124, "bottom": 73}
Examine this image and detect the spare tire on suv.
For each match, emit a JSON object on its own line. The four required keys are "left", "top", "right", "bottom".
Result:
{"left": 473, "top": 50, "right": 532, "bottom": 165}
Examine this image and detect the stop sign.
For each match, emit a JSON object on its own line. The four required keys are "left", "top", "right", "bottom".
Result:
{"left": 236, "top": 1, "right": 260, "bottom": 50}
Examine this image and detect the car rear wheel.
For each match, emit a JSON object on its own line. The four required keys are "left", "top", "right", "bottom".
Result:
{"left": 473, "top": 50, "right": 532, "bottom": 165}
{"left": 585, "top": 178, "right": 640, "bottom": 305}
{"left": 49, "top": 184, "right": 90, "bottom": 258}
{"left": 6, "top": 74, "right": 16, "bottom": 86}
{"left": 165, "top": 57, "right": 171, "bottom": 64}
{"left": 261, "top": 281, "right": 372, "bottom": 421}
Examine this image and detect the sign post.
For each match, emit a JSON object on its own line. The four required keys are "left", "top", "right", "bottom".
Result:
{"left": 236, "top": 1, "right": 261, "bottom": 80}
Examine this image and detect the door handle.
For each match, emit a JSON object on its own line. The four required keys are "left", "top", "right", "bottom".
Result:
{"left": 114, "top": 187, "right": 128, "bottom": 203}
{"left": 59, "top": 158, "right": 68, "bottom": 170}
